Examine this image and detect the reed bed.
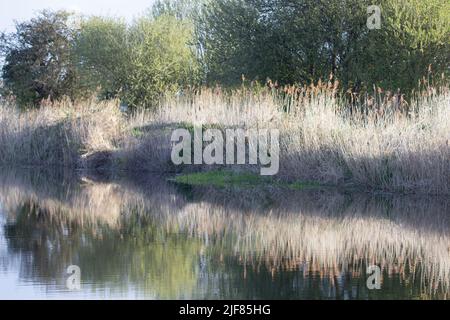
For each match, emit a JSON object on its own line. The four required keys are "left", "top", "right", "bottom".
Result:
{"left": 0, "top": 84, "right": 448, "bottom": 194}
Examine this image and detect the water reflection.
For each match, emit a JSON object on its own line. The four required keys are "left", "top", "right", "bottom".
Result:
{"left": 0, "top": 168, "right": 449, "bottom": 299}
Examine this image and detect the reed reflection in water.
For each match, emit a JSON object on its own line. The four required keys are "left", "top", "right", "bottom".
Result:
{"left": 0, "top": 168, "right": 449, "bottom": 299}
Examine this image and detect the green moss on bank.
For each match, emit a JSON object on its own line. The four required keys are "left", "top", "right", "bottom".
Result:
{"left": 171, "top": 170, "right": 325, "bottom": 190}
{"left": 173, "top": 171, "right": 266, "bottom": 188}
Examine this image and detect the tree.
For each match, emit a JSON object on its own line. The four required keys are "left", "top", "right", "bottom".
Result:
{"left": 75, "top": 14, "right": 201, "bottom": 108}
{"left": 362, "top": 0, "right": 450, "bottom": 90}
{"left": 151, "top": 0, "right": 205, "bottom": 20}
{"left": 198, "top": 0, "right": 449, "bottom": 92}
{"left": 0, "top": 11, "right": 81, "bottom": 107}
{"left": 74, "top": 16, "right": 130, "bottom": 100}
{"left": 127, "top": 14, "right": 201, "bottom": 107}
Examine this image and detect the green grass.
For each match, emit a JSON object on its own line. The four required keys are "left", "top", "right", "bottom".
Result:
{"left": 171, "top": 170, "right": 325, "bottom": 190}
{"left": 131, "top": 127, "right": 145, "bottom": 138}
{"left": 173, "top": 171, "right": 267, "bottom": 188}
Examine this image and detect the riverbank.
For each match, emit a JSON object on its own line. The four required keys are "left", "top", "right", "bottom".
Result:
{"left": 0, "top": 86, "right": 449, "bottom": 195}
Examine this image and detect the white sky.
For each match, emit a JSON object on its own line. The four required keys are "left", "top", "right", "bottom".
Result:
{"left": 0, "top": 0, "right": 156, "bottom": 32}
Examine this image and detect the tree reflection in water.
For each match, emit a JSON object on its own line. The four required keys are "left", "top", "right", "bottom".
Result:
{"left": 0, "top": 168, "right": 449, "bottom": 299}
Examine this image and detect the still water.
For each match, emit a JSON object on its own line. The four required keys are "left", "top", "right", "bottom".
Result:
{"left": 0, "top": 168, "right": 449, "bottom": 300}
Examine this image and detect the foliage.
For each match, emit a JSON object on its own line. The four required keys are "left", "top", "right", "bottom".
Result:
{"left": 0, "top": 1, "right": 448, "bottom": 107}
{"left": 74, "top": 16, "right": 130, "bottom": 100}
{"left": 75, "top": 14, "right": 201, "bottom": 108}
{"left": 126, "top": 14, "right": 201, "bottom": 107}
{"left": 0, "top": 11, "right": 82, "bottom": 107}
{"left": 366, "top": 0, "right": 450, "bottom": 90}
{"left": 152, "top": 0, "right": 205, "bottom": 20}
{"left": 198, "top": 0, "right": 449, "bottom": 91}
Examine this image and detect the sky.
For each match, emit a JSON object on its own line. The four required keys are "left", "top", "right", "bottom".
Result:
{"left": 0, "top": 0, "right": 156, "bottom": 32}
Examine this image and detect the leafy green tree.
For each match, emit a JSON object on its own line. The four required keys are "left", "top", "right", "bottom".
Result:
{"left": 198, "top": 0, "right": 449, "bottom": 92}
{"left": 0, "top": 11, "right": 82, "bottom": 107}
{"left": 74, "top": 16, "right": 130, "bottom": 100}
{"left": 75, "top": 14, "right": 201, "bottom": 108}
{"left": 363, "top": 0, "right": 450, "bottom": 90}
{"left": 126, "top": 14, "right": 201, "bottom": 107}
{"left": 152, "top": 0, "right": 205, "bottom": 20}
{"left": 153, "top": 0, "right": 209, "bottom": 82}
{"left": 197, "top": 0, "right": 272, "bottom": 85}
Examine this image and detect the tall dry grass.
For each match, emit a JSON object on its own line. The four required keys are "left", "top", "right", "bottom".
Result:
{"left": 0, "top": 98, "right": 124, "bottom": 167}
{"left": 0, "top": 85, "right": 448, "bottom": 194}
{"left": 117, "top": 84, "right": 450, "bottom": 194}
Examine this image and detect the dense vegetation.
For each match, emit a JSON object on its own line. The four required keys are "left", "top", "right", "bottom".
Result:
{"left": 0, "top": 11, "right": 81, "bottom": 106}
{"left": 199, "top": 0, "right": 449, "bottom": 90}
{"left": 0, "top": 0, "right": 449, "bottom": 108}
